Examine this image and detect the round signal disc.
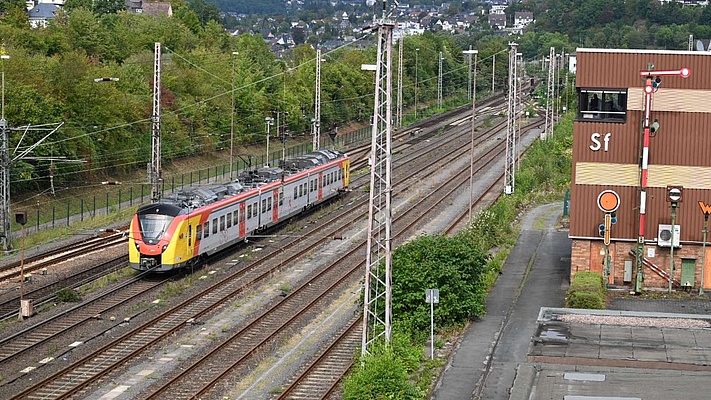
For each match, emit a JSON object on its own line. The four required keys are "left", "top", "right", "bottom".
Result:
{"left": 597, "top": 190, "right": 620, "bottom": 213}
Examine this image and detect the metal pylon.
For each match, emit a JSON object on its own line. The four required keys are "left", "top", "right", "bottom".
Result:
{"left": 396, "top": 37, "right": 403, "bottom": 127}
{"left": 150, "top": 42, "right": 162, "bottom": 202}
{"left": 544, "top": 47, "right": 555, "bottom": 140}
{"left": 362, "top": 15, "right": 394, "bottom": 357}
{"left": 437, "top": 51, "right": 443, "bottom": 109}
{"left": 504, "top": 42, "right": 517, "bottom": 195}
{"left": 314, "top": 48, "right": 322, "bottom": 150}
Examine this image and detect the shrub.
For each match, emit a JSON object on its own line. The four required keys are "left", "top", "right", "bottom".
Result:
{"left": 566, "top": 271, "right": 605, "bottom": 309}
{"left": 56, "top": 287, "right": 82, "bottom": 303}
{"left": 343, "top": 332, "right": 425, "bottom": 400}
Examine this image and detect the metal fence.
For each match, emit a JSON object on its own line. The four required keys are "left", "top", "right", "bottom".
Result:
{"left": 9, "top": 126, "right": 374, "bottom": 241}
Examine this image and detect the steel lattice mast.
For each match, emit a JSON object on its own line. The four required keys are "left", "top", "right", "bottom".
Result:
{"left": 437, "top": 51, "right": 443, "bottom": 109}
{"left": 150, "top": 42, "right": 162, "bottom": 202}
{"left": 0, "top": 47, "right": 9, "bottom": 250}
{"left": 314, "top": 48, "right": 322, "bottom": 150}
{"left": 361, "top": 6, "right": 394, "bottom": 357}
{"left": 504, "top": 42, "right": 517, "bottom": 195}
{"left": 544, "top": 46, "right": 555, "bottom": 140}
{"left": 396, "top": 37, "right": 403, "bottom": 127}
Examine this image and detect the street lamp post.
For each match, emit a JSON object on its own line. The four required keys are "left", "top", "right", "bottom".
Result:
{"left": 265, "top": 117, "right": 274, "bottom": 167}
{"left": 230, "top": 51, "right": 238, "bottom": 180}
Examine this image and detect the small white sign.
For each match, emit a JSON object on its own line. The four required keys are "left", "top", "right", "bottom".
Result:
{"left": 647, "top": 247, "right": 655, "bottom": 258}
{"left": 425, "top": 289, "right": 439, "bottom": 304}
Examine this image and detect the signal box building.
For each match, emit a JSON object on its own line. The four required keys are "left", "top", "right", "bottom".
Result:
{"left": 571, "top": 48, "right": 711, "bottom": 292}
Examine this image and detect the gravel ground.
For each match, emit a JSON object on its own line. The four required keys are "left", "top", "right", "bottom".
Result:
{"left": 558, "top": 313, "right": 711, "bottom": 328}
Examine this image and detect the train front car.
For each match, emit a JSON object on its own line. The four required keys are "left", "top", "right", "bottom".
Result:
{"left": 129, "top": 203, "right": 191, "bottom": 272}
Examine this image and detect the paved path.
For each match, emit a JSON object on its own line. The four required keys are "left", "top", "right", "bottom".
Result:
{"left": 431, "top": 203, "right": 571, "bottom": 400}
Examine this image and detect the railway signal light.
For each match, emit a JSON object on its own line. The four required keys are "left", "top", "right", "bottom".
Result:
{"left": 599, "top": 223, "right": 605, "bottom": 237}
{"left": 15, "top": 212, "right": 27, "bottom": 226}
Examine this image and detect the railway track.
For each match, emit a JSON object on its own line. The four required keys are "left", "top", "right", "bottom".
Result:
{"left": 0, "top": 254, "right": 128, "bottom": 322}
{"left": 269, "top": 117, "right": 546, "bottom": 400}
{"left": 2, "top": 94, "right": 544, "bottom": 398}
{"left": 0, "top": 271, "right": 170, "bottom": 379}
{"left": 0, "top": 229, "right": 128, "bottom": 283}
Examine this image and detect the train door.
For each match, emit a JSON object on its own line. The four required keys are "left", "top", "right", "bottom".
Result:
{"left": 272, "top": 189, "right": 279, "bottom": 221}
{"left": 239, "top": 201, "right": 246, "bottom": 238}
{"left": 318, "top": 171, "right": 323, "bottom": 201}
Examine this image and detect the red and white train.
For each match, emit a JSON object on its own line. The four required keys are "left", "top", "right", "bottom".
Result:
{"left": 129, "top": 150, "right": 350, "bottom": 271}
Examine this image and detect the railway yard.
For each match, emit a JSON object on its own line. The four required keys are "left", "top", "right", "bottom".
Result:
{"left": 0, "top": 95, "right": 547, "bottom": 399}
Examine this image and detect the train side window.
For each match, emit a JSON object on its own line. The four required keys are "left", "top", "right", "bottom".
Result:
{"left": 234, "top": 210, "right": 240, "bottom": 224}
{"left": 299, "top": 185, "right": 303, "bottom": 198}
{"left": 220, "top": 215, "right": 225, "bottom": 231}
{"left": 262, "top": 198, "right": 267, "bottom": 213}
{"left": 279, "top": 192, "right": 284, "bottom": 206}
{"left": 227, "top": 213, "right": 232, "bottom": 228}
{"left": 322, "top": 176, "right": 326, "bottom": 187}
{"left": 196, "top": 224, "right": 202, "bottom": 240}
{"left": 268, "top": 197, "right": 272, "bottom": 210}
{"left": 253, "top": 202, "right": 257, "bottom": 216}
{"left": 246, "top": 204, "right": 251, "bottom": 219}
{"left": 188, "top": 225, "right": 192, "bottom": 246}
{"left": 294, "top": 187, "right": 298, "bottom": 199}
{"left": 212, "top": 218, "right": 218, "bottom": 234}
{"left": 204, "top": 221, "right": 209, "bottom": 238}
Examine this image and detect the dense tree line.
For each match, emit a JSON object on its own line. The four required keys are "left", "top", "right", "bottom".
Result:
{"left": 3, "top": 0, "right": 710, "bottom": 193}
{"left": 0, "top": 6, "right": 474, "bottom": 193}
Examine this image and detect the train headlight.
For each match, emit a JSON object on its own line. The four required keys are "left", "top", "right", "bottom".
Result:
{"left": 134, "top": 242, "right": 140, "bottom": 251}
{"left": 162, "top": 244, "right": 168, "bottom": 253}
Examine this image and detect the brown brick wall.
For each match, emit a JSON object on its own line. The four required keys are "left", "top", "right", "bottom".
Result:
{"left": 571, "top": 239, "right": 710, "bottom": 290}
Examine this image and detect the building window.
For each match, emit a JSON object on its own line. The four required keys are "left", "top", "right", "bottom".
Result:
{"left": 578, "top": 89, "right": 627, "bottom": 122}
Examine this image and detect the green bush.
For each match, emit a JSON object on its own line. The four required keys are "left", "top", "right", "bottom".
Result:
{"left": 343, "top": 332, "right": 425, "bottom": 400}
{"left": 391, "top": 234, "right": 490, "bottom": 337}
{"left": 566, "top": 271, "right": 605, "bottom": 309}
{"left": 56, "top": 287, "right": 82, "bottom": 303}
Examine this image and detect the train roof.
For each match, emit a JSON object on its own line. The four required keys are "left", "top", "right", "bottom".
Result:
{"left": 155, "top": 150, "right": 347, "bottom": 211}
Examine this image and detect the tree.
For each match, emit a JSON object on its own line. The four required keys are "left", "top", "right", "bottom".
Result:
{"left": 191, "top": 0, "right": 222, "bottom": 26}
{"left": 291, "top": 26, "right": 306, "bottom": 45}
{"left": 66, "top": 7, "right": 107, "bottom": 58}
{"left": 92, "top": 0, "right": 125, "bottom": 16}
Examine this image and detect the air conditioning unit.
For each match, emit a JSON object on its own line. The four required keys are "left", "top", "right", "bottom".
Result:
{"left": 657, "top": 224, "right": 681, "bottom": 248}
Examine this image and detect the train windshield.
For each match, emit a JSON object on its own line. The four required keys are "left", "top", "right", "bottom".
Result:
{"left": 138, "top": 214, "right": 173, "bottom": 241}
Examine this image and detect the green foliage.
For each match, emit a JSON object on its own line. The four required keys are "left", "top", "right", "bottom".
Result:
{"left": 343, "top": 332, "right": 425, "bottom": 400}
{"left": 392, "top": 234, "right": 490, "bottom": 335}
{"left": 566, "top": 271, "right": 606, "bottom": 309}
{"left": 56, "top": 287, "right": 82, "bottom": 302}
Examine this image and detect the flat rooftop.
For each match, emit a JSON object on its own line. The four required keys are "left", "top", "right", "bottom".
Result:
{"left": 511, "top": 307, "right": 711, "bottom": 400}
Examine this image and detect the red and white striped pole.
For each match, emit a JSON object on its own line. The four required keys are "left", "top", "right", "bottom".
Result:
{"left": 634, "top": 67, "right": 690, "bottom": 293}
